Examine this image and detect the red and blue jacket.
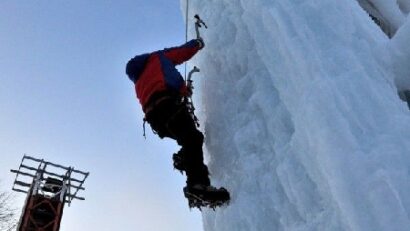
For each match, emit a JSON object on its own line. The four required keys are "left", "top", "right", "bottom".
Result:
{"left": 126, "top": 39, "right": 202, "bottom": 111}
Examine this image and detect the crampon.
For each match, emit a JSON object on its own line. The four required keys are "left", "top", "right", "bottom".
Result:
{"left": 183, "top": 185, "right": 230, "bottom": 210}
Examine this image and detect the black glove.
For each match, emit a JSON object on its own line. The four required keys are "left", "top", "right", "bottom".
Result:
{"left": 197, "top": 37, "right": 205, "bottom": 49}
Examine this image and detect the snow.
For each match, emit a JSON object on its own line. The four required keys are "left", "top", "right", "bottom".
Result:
{"left": 180, "top": 0, "right": 410, "bottom": 230}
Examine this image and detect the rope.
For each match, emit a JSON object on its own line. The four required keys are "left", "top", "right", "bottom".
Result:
{"left": 185, "top": 0, "right": 189, "bottom": 43}
{"left": 184, "top": 0, "right": 189, "bottom": 81}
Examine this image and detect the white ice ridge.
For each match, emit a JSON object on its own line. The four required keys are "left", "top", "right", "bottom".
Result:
{"left": 180, "top": 0, "right": 410, "bottom": 230}
{"left": 357, "top": 0, "right": 410, "bottom": 37}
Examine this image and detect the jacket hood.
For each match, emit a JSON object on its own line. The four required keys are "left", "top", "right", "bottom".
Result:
{"left": 126, "top": 53, "right": 150, "bottom": 83}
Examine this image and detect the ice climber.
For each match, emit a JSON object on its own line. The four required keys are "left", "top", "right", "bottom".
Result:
{"left": 125, "top": 38, "right": 229, "bottom": 208}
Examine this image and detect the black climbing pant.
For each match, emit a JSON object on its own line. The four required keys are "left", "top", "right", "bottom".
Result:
{"left": 144, "top": 93, "right": 210, "bottom": 187}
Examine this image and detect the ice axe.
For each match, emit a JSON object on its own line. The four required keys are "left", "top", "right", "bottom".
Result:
{"left": 194, "top": 14, "right": 207, "bottom": 39}
{"left": 185, "top": 66, "right": 201, "bottom": 127}
{"left": 187, "top": 66, "right": 200, "bottom": 93}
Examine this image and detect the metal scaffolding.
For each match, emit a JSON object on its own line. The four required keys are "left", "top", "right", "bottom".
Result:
{"left": 11, "top": 154, "right": 89, "bottom": 231}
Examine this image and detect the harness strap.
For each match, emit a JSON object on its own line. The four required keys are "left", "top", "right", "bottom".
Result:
{"left": 144, "top": 96, "right": 172, "bottom": 115}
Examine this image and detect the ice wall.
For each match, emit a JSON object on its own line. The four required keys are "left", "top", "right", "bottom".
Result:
{"left": 388, "top": 16, "right": 410, "bottom": 90}
{"left": 356, "top": 0, "right": 410, "bottom": 89}
{"left": 357, "top": 0, "right": 410, "bottom": 37}
{"left": 180, "top": 0, "right": 410, "bottom": 230}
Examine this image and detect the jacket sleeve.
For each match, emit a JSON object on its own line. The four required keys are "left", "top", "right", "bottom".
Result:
{"left": 163, "top": 39, "right": 202, "bottom": 65}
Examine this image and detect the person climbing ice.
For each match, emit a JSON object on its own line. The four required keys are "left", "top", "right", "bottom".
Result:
{"left": 125, "top": 37, "right": 229, "bottom": 209}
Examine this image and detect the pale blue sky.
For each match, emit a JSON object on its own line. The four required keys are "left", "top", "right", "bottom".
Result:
{"left": 0, "top": 1, "right": 203, "bottom": 230}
